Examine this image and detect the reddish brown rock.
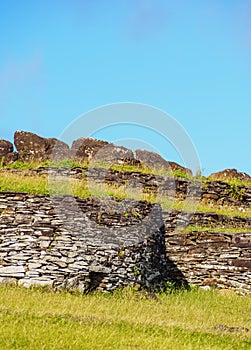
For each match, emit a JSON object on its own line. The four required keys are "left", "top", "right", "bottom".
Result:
{"left": 47, "top": 138, "right": 71, "bottom": 161}
{"left": 14, "top": 131, "right": 49, "bottom": 161}
{"left": 3, "top": 152, "right": 18, "bottom": 165}
{"left": 93, "top": 144, "right": 135, "bottom": 165}
{"left": 71, "top": 138, "right": 109, "bottom": 163}
{"left": 14, "top": 131, "right": 70, "bottom": 162}
{"left": 168, "top": 161, "right": 192, "bottom": 176}
{"left": 0, "top": 139, "right": 13, "bottom": 158}
{"left": 209, "top": 169, "right": 251, "bottom": 183}
{"left": 135, "top": 149, "right": 192, "bottom": 176}
{"left": 71, "top": 138, "right": 139, "bottom": 166}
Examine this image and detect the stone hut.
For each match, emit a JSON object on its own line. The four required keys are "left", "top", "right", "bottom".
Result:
{"left": 0, "top": 192, "right": 169, "bottom": 292}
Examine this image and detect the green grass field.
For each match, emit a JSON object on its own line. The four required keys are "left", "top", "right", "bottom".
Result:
{"left": 0, "top": 285, "right": 250, "bottom": 350}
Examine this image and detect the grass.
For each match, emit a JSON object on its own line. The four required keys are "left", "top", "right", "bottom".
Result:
{"left": 3, "top": 160, "right": 191, "bottom": 178}
{"left": 3, "top": 159, "right": 82, "bottom": 169}
{"left": 182, "top": 225, "right": 251, "bottom": 234}
{"left": 1, "top": 163, "right": 251, "bottom": 349}
{"left": 208, "top": 177, "right": 251, "bottom": 188}
{"left": 0, "top": 285, "right": 250, "bottom": 349}
{"left": 3, "top": 160, "right": 251, "bottom": 186}
{"left": 158, "top": 197, "right": 251, "bottom": 218}
{"left": 1, "top": 172, "right": 251, "bottom": 219}
{"left": 0, "top": 173, "right": 50, "bottom": 195}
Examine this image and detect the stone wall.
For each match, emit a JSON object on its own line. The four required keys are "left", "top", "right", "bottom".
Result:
{"left": 165, "top": 231, "right": 251, "bottom": 294}
{"left": 0, "top": 192, "right": 169, "bottom": 292}
{"left": 163, "top": 210, "right": 251, "bottom": 232}
{"left": 3, "top": 166, "right": 251, "bottom": 208}
{"left": 163, "top": 210, "right": 251, "bottom": 294}
{"left": 0, "top": 190, "right": 251, "bottom": 293}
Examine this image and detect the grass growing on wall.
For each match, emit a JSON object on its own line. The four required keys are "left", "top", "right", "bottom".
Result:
{"left": 2, "top": 160, "right": 191, "bottom": 178}
{"left": 1, "top": 171, "right": 251, "bottom": 219}
{"left": 0, "top": 173, "right": 50, "bottom": 195}
{"left": 0, "top": 285, "right": 250, "bottom": 350}
{"left": 182, "top": 225, "right": 251, "bottom": 234}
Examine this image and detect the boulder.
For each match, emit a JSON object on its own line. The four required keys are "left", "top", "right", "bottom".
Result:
{"left": 71, "top": 138, "right": 109, "bottom": 163}
{"left": 209, "top": 169, "right": 251, "bottom": 183}
{"left": 0, "top": 139, "right": 13, "bottom": 158}
{"left": 14, "top": 131, "right": 49, "bottom": 162}
{"left": 72, "top": 138, "right": 140, "bottom": 166}
{"left": 14, "top": 131, "right": 70, "bottom": 162}
{"left": 3, "top": 152, "right": 18, "bottom": 165}
{"left": 47, "top": 138, "right": 71, "bottom": 161}
{"left": 135, "top": 149, "right": 192, "bottom": 176}
{"left": 168, "top": 161, "right": 192, "bottom": 176}
{"left": 93, "top": 144, "right": 136, "bottom": 165}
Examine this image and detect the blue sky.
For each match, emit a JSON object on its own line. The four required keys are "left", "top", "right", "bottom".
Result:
{"left": 1, "top": 0, "right": 251, "bottom": 175}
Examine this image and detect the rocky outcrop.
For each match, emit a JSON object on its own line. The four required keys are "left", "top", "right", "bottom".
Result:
{"left": 92, "top": 144, "right": 136, "bottom": 165}
{"left": 71, "top": 138, "right": 141, "bottom": 166}
{"left": 47, "top": 138, "right": 72, "bottom": 161}
{"left": 3, "top": 131, "right": 251, "bottom": 183}
{"left": 209, "top": 169, "right": 251, "bottom": 183}
{"left": 11, "top": 130, "right": 194, "bottom": 172}
{"left": 3, "top": 152, "right": 18, "bottom": 165}
{"left": 14, "top": 131, "right": 70, "bottom": 162}
{"left": 0, "top": 139, "right": 18, "bottom": 165}
{"left": 0, "top": 139, "right": 13, "bottom": 158}
{"left": 168, "top": 161, "right": 192, "bottom": 176}
{"left": 14, "top": 130, "right": 48, "bottom": 161}
{"left": 135, "top": 149, "right": 192, "bottom": 175}
{"left": 71, "top": 137, "right": 109, "bottom": 163}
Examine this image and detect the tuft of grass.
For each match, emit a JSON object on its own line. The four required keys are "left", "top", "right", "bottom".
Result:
{"left": 0, "top": 173, "right": 50, "bottom": 194}
{"left": 4, "top": 160, "right": 83, "bottom": 170}
{"left": 2, "top": 159, "right": 191, "bottom": 179}
{"left": 3, "top": 161, "right": 41, "bottom": 170}
{"left": 0, "top": 285, "right": 250, "bottom": 350}
{"left": 206, "top": 176, "right": 251, "bottom": 188}
{"left": 182, "top": 225, "right": 251, "bottom": 234}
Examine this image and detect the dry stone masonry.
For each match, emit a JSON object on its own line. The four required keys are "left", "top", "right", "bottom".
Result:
{"left": 0, "top": 192, "right": 169, "bottom": 292}
{"left": 0, "top": 190, "right": 250, "bottom": 293}
{"left": 3, "top": 165, "right": 251, "bottom": 208}
{"left": 0, "top": 130, "right": 251, "bottom": 294}
{"left": 165, "top": 231, "right": 251, "bottom": 294}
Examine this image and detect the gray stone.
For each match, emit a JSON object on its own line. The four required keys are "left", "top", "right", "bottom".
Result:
{"left": 0, "top": 266, "right": 25, "bottom": 277}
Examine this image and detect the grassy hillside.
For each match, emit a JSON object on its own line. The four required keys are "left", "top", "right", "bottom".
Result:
{"left": 0, "top": 285, "right": 250, "bottom": 350}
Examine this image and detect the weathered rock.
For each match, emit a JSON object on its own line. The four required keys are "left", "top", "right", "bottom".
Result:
{"left": 135, "top": 149, "right": 192, "bottom": 175}
{"left": 47, "top": 138, "right": 71, "bottom": 161}
{"left": 71, "top": 137, "right": 109, "bottom": 163}
{"left": 0, "top": 266, "right": 25, "bottom": 277}
{"left": 0, "top": 139, "right": 13, "bottom": 158}
{"left": 168, "top": 161, "right": 192, "bottom": 176}
{"left": 209, "top": 169, "right": 251, "bottom": 183}
{"left": 14, "top": 131, "right": 70, "bottom": 162}
{"left": 14, "top": 130, "right": 49, "bottom": 162}
{"left": 3, "top": 152, "right": 18, "bottom": 165}
{"left": 92, "top": 144, "right": 136, "bottom": 166}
